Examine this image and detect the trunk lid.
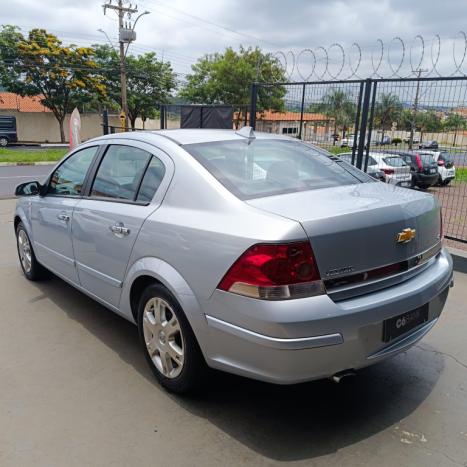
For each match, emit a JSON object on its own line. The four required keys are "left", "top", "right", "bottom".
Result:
{"left": 382, "top": 155, "right": 411, "bottom": 182}
{"left": 247, "top": 183, "right": 441, "bottom": 279}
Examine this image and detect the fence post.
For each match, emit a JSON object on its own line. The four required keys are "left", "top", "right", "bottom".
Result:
{"left": 356, "top": 79, "right": 373, "bottom": 170}
{"left": 364, "top": 81, "right": 378, "bottom": 172}
{"left": 102, "top": 109, "right": 109, "bottom": 135}
{"left": 298, "top": 83, "right": 306, "bottom": 140}
{"left": 351, "top": 82, "right": 365, "bottom": 165}
{"left": 250, "top": 83, "right": 258, "bottom": 129}
{"left": 160, "top": 105, "right": 166, "bottom": 130}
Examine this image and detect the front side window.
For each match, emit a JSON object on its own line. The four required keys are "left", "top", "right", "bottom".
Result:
{"left": 48, "top": 146, "right": 98, "bottom": 196}
{"left": 185, "top": 139, "right": 369, "bottom": 200}
{"left": 91, "top": 145, "right": 152, "bottom": 201}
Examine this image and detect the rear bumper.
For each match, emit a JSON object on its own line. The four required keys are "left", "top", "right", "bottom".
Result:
{"left": 413, "top": 173, "right": 438, "bottom": 187}
{"left": 200, "top": 248, "right": 453, "bottom": 384}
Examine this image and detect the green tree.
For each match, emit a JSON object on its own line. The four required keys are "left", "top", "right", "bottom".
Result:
{"left": 93, "top": 45, "right": 176, "bottom": 130}
{"left": 0, "top": 25, "right": 26, "bottom": 92}
{"left": 317, "top": 89, "right": 356, "bottom": 145}
{"left": 397, "top": 108, "right": 414, "bottom": 131}
{"left": 374, "top": 93, "right": 402, "bottom": 143}
{"left": 179, "top": 46, "right": 287, "bottom": 128}
{"left": 416, "top": 111, "right": 442, "bottom": 143}
{"left": 0, "top": 27, "right": 106, "bottom": 142}
{"left": 443, "top": 112, "right": 467, "bottom": 146}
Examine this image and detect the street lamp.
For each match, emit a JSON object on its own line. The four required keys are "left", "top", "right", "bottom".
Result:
{"left": 97, "top": 28, "right": 116, "bottom": 50}
{"left": 124, "top": 11, "right": 150, "bottom": 57}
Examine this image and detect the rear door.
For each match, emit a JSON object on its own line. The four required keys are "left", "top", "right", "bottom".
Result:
{"left": 31, "top": 145, "right": 99, "bottom": 283}
{"left": 418, "top": 153, "right": 438, "bottom": 175}
{"left": 71, "top": 141, "right": 172, "bottom": 308}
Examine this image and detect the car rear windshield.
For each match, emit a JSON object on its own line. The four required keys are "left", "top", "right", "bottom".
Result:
{"left": 185, "top": 139, "right": 371, "bottom": 199}
{"left": 419, "top": 153, "right": 435, "bottom": 165}
{"left": 383, "top": 156, "right": 407, "bottom": 167}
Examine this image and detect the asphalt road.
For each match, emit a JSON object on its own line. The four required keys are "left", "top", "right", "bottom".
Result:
{"left": 0, "top": 165, "right": 54, "bottom": 198}
{"left": 0, "top": 197, "right": 466, "bottom": 467}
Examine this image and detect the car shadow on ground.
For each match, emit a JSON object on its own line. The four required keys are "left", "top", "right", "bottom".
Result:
{"left": 31, "top": 273, "right": 444, "bottom": 462}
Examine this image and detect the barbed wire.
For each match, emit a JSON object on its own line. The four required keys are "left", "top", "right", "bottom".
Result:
{"left": 267, "top": 33, "right": 467, "bottom": 82}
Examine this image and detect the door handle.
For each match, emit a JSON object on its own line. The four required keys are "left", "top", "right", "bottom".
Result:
{"left": 109, "top": 222, "right": 130, "bottom": 237}
{"left": 57, "top": 212, "right": 70, "bottom": 222}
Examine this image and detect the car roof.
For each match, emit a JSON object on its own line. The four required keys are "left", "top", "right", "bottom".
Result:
{"left": 88, "top": 128, "right": 293, "bottom": 146}
{"left": 150, "top": 128, "right": 292, "bottom": 145}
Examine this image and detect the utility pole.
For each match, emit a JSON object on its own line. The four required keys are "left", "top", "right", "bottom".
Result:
{"left": 409, "top": 68, "right": 428, "bottom": 149}
{"left": 102, "top": 0, "right": 138, "bottom": 130}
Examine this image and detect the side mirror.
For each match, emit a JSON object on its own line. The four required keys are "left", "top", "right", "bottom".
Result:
{"left": 15, "top": 181, "right": 42, "bottom": 197}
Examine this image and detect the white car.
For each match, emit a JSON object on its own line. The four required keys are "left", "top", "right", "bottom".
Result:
{"left": 339, "top": 152, "right": 385, "bottom": 181}
{"left": 419, "top": 150, "right": 456, "bottom": 186}
{"left": 340, "top": 134, "right": 355, "bottom": 148}
{"left": 369, "top": 153, "right": 412, "bottom": 186}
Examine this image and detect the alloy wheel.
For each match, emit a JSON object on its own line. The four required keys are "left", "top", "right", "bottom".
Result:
{"left": 142, "top": 297, "right": 185, "bottom": 379}
{"left": 17, "top": 229, "right": 32, "bottom": 273}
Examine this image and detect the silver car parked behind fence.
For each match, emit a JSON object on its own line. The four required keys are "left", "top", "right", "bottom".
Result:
{"left": 14, "top": 128, "right": 453, "bottom": 393}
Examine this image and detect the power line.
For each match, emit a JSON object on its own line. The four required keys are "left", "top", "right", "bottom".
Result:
{"left": 142, "top": 0, "right": 280, "bottom": 48}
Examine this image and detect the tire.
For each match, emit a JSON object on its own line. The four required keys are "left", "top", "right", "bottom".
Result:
{"left": 0, "top": 136, "right": 8, "bottom": 147}
{"left": 443, "top": 179, "right": 451, "bottom": 186}
{"left": 137, "top": 283, "right": 207, "bottom": 394}
{"left": 16, "top": 222, "right": 49, "bottom": 280}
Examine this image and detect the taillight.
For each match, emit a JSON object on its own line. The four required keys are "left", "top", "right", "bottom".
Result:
{"left": 381, "top": 168, "right": 394, "bottom": 175}
{"left": 415, "top": 154, "right": 423, "bottom": 171}
{"left": 218, "top": 241, "right": 324, "bottom": 300}
{"left": 438, "top": 160, "right": 445, "bottom": 166}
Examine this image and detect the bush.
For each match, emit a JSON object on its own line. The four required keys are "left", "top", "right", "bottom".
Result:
{"left": 392, "top": 137, "right": 402, "bottom": 146}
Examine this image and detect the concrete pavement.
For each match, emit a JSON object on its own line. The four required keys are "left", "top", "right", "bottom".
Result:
{"left": 0, "top": 165, "right": 54, "bottom": 198}
{"left": 0, "top": 197, "right": 466, "bottom": 466}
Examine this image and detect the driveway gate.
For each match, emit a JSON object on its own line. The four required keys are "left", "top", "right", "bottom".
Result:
{"left": 250, "top": 77, "right": 467, "bottom": 244}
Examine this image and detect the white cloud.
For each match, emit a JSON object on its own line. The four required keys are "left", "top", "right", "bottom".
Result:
{"left": 2, "top": 0, "right": 466, "bottom": 77}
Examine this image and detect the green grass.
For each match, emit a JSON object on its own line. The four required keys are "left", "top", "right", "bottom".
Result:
{"left": 455, "top": 167, "right": 467, "bottom": 182}
{"left": 325, "top": 146, "right": 350, "bottom": 155}
{"left": 0, "top": 148, "right": 68, "bottom": 163}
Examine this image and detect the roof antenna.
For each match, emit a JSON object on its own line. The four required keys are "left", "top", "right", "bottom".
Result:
{"left": 236, "top": 126, "right": 256, "bottom": 144}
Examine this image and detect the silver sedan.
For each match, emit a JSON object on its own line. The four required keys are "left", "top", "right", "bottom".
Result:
{"left": 14, "top": 128, "right": 453, "bottom": 393}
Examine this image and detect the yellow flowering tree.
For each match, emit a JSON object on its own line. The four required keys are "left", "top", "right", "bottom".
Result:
{"left": 2, "top": 28, "right": 106, "bottom": 142}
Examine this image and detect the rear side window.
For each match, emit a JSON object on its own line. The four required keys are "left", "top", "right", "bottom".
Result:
{"left": 48, "top": 146, "right": 98, "bottom": 196}
{"left": 0, "top": 117, "right": 15, "bottom": 130}
{"left": 383, "top": 156, "right": 407, "bottom": 167}
{"left": 91, "top": 145, "right": 151, "bottom": 201}
{"left": 185, "top": 139, "right": 368, "bottom": 200}
{"left": 439, "top": 152, "right": 454, "bottom": 164}
{"left": 136, "top": 157, "right": 166, "bottom": 202}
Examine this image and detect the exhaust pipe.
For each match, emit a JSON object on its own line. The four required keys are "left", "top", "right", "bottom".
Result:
{"left": 331, "top": 370, "right": 356, "bottom": 383}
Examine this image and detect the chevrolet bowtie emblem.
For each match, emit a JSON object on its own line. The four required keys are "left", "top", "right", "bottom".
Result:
{"left": 397, "top": 228, "right": 416, "bottom": 243}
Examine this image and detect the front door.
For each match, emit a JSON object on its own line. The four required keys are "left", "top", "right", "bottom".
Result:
{"left": 31, "top": 146, "right": 99, "bottom": 283}
{"left": 72, "top": 143, "right": 167, "bottom": 307}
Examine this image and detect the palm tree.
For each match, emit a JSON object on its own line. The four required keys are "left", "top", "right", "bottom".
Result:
{"left": 444, "top": 112, "right": 467, "bottom": 146}
{"left": 321, "top": 89, "right": 356, "bottom": 145}
{"left": 374, "top": 93, "right": 403, "bottom": 143}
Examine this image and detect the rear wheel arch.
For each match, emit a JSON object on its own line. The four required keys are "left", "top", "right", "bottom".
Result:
{"left": 123, "top": 258, "right": 207, "bottom": 342}
{"left": 129, "top": 275, "right": 163, "bottom": 322}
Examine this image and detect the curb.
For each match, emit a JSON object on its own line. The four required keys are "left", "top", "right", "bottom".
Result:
{"left": 447, "top": 246, "right": 467, "bottom": 274}
{"left": 0, "top": 162, "right": 57, "bottom": 167}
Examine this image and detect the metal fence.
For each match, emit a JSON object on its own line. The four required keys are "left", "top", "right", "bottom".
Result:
{"left": 251, "top": 77, "right": 467, "bottom": 245}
